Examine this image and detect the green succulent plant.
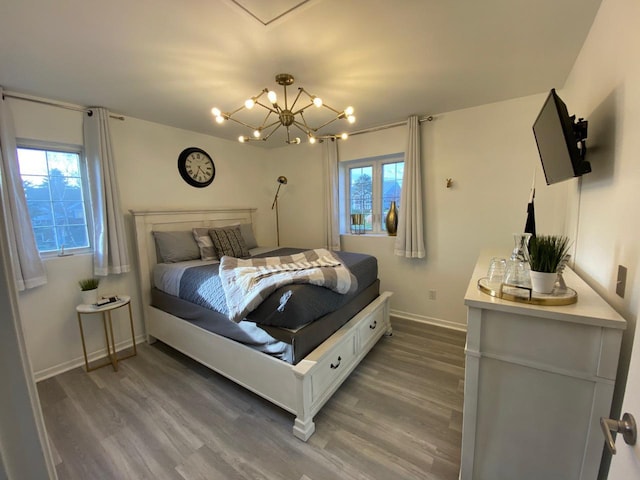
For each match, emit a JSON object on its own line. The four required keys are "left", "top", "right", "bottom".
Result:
{"left": 528, "top": 235, "right": 571, "bottom": 273}
{"left": 78, "top": 278, "right": 100, "bottom": 291}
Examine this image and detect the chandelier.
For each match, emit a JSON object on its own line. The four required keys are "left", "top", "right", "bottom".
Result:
{"left": 211, "top": 73, "right": 356, "bottom": 145}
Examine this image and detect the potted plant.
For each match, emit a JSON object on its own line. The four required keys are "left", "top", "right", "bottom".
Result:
{"left": 528, "top": 235, "right": 571, "bottom": 294}
{"left": 78, "top": 277, "right": 100, "bottom": 305}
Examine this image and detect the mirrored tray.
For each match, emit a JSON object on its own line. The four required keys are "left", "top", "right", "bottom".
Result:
{"left": 477, "top": 277, "right": 578, "bottom": 306}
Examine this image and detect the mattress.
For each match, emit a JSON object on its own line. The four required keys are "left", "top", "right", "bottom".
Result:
{"left": 150, "top": 248, "right": 380, "bottom": 364}
{"left": 151, "top": 280, "right": 379, "bottom": 364}
{"left": 153, "top": 247, "right": 378, "bottom": 329}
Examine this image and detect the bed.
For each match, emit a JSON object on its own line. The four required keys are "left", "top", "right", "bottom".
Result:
{"left": 130, "top": 208, "right": 392, "bottom": 441}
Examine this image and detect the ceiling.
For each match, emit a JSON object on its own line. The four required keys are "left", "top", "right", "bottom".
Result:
{"left": 0, "top": 0, "right": 602, "bottom": 147}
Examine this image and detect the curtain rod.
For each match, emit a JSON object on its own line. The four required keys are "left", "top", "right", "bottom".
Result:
{"left": 349, "top": 115, "right": 433, "bottom": 137}
{"left": 2, "top": 91, "right": 125, "bottom": 120}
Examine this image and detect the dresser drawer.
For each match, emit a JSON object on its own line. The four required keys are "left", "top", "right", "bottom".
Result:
{"left": 310, "top": 332, "right": 356, "bottom": 403}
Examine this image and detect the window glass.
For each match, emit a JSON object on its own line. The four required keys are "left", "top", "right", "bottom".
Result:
{"left": 17, "top": 146, "right": 90, "bottom": 253}
{"left": 349, "top": 165, "right": 373, "bottom": 231}
{"left": 342, "top": 154, "right": 404, "bottom": 234}
{"left": 381, "top": 161, "right": 404, "bottom": 230}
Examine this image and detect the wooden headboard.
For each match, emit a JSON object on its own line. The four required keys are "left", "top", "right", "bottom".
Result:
{"left": 129, "top": 208, "right": 256, "bottom": 334}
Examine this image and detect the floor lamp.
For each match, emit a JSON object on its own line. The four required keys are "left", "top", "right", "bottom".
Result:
{"left": 271, "top": 176, "right": 288, "bottom": 246}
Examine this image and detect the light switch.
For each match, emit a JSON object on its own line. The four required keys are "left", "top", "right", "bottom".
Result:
{"left": 616, "top": 265, "right": 627, "bottom": 298}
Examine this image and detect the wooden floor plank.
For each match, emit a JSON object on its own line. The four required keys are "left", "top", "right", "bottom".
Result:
{"left": 37, "top": 317, "right": 466, "bottom": 480}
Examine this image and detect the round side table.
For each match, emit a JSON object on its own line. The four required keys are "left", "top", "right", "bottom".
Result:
{"left": 76, "top": 295, "right": 136, "bottom": 372}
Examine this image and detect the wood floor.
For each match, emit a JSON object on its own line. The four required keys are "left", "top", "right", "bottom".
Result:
{"left": 37, "top": 318, "right": 466, "bottom": 480}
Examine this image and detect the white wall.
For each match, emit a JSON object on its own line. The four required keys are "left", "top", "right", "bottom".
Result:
{"left": 9, "top": 98, "right": 273, "bottom": 378}
{"left": 560, "top": 0, "right": 640, "bottom": 443}
{"left": 10, "top": 90, "right": 573, "bottom": 374}
{"left": 273, "top": 97, "right": 568, "bottom": 329}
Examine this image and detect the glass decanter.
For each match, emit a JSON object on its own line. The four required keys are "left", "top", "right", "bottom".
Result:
{"left": 503, "top": 233, "right": 532, "bottom": 289}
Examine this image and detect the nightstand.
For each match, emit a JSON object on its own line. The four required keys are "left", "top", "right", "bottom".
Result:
{"left": 76, "top": 295, "right": 137, "bottom": 372}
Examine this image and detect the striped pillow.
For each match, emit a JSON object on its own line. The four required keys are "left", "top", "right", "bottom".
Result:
{"left": 209, "top": 225, "right": 250, "bottom": 258}
{"left": 192, "top": 228, "right": 218, "bottom": 261}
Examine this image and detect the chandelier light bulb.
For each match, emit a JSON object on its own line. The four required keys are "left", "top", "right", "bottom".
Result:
{"left": 313, "top": 97, "right": 323, "bottom": 108}
{"left": 212, "top": 107, "right": 221, "bottom": 117}
{"left": 309, "top": 135, "right": 316, "bottom": 144}
{"left": 253, "top": 130, "right": 261, "bottom": 138}
{"left": 215, "top": 115, "right": 225, "bottom": 124}
{"left": 267, "top": 90, "right": 277, "bottom": 104}
{"left": 341, "top": 133, "right": 349, "bottom": 140}
{"left": 245, "top": 98, "right": 255, "bottom": 109}
{"left": 238, "top": 135, "right": 246, "bottom": 143}
{"left": 344, "top": 106, "right": 354, "bottom": 116}
{"left": 294, "top": 137, "right": 301, "bottom": 144}
{"left": 347, "top": 115, "right": 356, "bottom": 124}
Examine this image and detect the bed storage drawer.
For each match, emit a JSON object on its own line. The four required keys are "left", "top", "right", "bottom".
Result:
{"left": 310, "top": 331, "right": 357, "bottom": 403}
{"left": 358, "top": 305, "right": 384, "bottom": 350}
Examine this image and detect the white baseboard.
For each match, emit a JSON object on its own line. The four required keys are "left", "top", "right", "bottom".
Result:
{"left": 390, "top": 309, "right": 467, "bottom": 332}
{"left": 33, "top": 334, "right": 147, "bottom": 382}
{"left": 34, "top": 311, "right": 466, "bottom": 381}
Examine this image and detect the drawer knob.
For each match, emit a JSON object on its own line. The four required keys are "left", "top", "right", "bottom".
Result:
{"left": 330, "top": 356, "right": 342, "bottom": 369}
{"left": 369, "top": 320, "right": 377, "bottom": 329}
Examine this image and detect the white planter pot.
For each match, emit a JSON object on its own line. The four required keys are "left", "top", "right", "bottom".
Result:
{"left": 530, "top": 271, "right": 558, "bottom": 294}
{"left": 80, "top": 288, "right": 98, "bottom": 305}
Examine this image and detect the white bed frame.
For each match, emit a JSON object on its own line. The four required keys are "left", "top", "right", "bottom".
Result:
{"left": 130, "top": 208, "right": 392, "bottom": 441}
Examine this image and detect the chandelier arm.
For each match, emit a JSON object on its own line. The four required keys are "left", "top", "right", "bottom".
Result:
{"left": 257, "top": 110, "right": 277, "bottom": 130}
{"left": 289, "top": 88, "right": 304, "bottom": 112}
{"left": 262, "top": 119, "right": 282, "bottom": 131}
{"left": 253, "top": 89, "right": 268, "bottom": 101}
{"left": 227, "top": 89, "right": 269, "bottom": 118}
{"left": 295, "top": 111, "right": 313, "bottom": 134}
{"left": 291, "top": 102, "right": 315, "bottom": 116}
{"left": 285, "top": 125, "right": 301, "bottom": 144}
{"left": 297, "top": 87, "right": 313, "bottom": 98}
{"left": 255, "top": 101, "right": 279, "bottom": 115}
{"left": 292, "top": 122, "right": 313, "bottom": 136}
{"left": 322, "top": 104, "right": 343, "bottom": 115}
{"left": 224, "top": 115, "right": 262, "bottom": 131}
{"left": 226, "top": 105, "right": 248, "bottom": 117}
{"left": 313, "top": 115, "right": 343, "bottom": 131}
{"left": 262, "top": 123, "right": 283, "bottom": 141}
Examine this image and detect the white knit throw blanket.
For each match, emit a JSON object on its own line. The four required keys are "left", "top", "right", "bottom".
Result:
{"left": 219, "top": 248, "right": 356, "bottom": 322}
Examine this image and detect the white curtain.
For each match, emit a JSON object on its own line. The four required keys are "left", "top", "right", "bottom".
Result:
{"left": 83, "top": 108, "right": 130, "bottom": 275}
{"left": 0, "top": 87, "right": 47, "bottom": 290}
{"left": 322, "top": 139, "right": 340, "bottom": 250}
{"left": 394, "top": 115, "right": 425, "bottom": 258}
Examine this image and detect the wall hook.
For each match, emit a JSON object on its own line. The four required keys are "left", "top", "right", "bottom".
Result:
{"left": 446, "top": 178, "right": 453, "bottom": 188}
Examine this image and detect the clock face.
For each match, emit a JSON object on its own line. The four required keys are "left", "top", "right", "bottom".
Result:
{"left": 178, "top": 147, "right": 215, "bottom": 187}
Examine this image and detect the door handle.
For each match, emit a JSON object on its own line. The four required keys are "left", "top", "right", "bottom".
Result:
{"left": 600, "top": 412, "right": 637, "bottom": 455}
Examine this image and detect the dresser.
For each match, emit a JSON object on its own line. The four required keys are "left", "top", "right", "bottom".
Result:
{"left": 461, "top": 254, "right": 626, "bottom": 480}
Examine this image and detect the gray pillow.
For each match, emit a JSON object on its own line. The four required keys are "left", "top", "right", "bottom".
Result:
{"left": 192, "top": 227, "right": 218, "bottom": 261}
{"left": 209, "top": 225, "right": 250, "bottom": 258}
{"left": 239, "top": 223, "right": 258, "bottom": 249}
{"left": 153, "top": 231, "right": 201, "bottom": 263}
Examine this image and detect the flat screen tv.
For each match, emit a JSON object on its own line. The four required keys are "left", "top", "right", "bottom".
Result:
{"left": 533, "top": 88, "right": 590, "bottom": 185}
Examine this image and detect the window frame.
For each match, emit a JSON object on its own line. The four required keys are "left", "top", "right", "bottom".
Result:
{"left": 341, "top": 152, "right": 404, "bottom": 235}
{"left": 16, "top": 139, "right": 93, "bottom": 257}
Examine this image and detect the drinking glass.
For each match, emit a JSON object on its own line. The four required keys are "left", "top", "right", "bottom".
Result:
{"left": 487, "top": 257, "right": 507, "bottom": 290}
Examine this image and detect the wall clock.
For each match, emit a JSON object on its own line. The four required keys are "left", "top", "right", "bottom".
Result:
{"left": 177, "top": 147, "right": 215, "bottom": 188}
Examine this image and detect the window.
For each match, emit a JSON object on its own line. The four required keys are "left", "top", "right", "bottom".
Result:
{"left": 17, "top": 144, "right": 91, "bottom": 254}
{"left": 342, "top": 153, "right": 404, "bottom": 234}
